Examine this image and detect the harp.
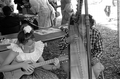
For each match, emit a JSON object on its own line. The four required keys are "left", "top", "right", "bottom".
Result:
{"left": 70, "top": 0, "right": 95, "bottom": 79}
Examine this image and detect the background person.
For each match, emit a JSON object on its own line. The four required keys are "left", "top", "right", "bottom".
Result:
{"left": 0, "top": 6, "right": 22, "bottom": 35}
{"left": 60, "top": 0, "right": 73, "bottom": 25}
{"left": 28, "top": 0, "right": 55, "bottom": 28}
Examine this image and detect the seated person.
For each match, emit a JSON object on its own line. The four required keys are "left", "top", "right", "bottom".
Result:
{"left": 0, "top": 24, "right": 60, "bottom": 79}
{"left": 0, "top": 6, "right": 22, "bottom": 35}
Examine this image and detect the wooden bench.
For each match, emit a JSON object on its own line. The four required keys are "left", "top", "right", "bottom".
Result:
{"left": 0, "top": 28, "right": 66, "bottom": 51}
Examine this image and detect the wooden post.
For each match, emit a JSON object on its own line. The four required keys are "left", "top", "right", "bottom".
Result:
{"left": 117, "top": 0, "right": 120, "bottom": 47}
{"left": 84, "top": 0, "right": 92, "bottom": 79}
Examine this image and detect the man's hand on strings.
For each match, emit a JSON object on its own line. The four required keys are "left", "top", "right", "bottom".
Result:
{"left": 66, "top": 34, "right": 78, "bottom": 43}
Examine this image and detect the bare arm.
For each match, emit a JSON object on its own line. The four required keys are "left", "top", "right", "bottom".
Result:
{"left": 0, "top": 50, "right": 23, "bottom": 72}
{"left": 95, "top": 32, "right": 103, "bottom": 59}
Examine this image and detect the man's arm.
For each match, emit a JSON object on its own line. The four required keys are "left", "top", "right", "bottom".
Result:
{"left": 91, "top": 31, "right": 103, "bottom": 66}
{"left": 95, "top": 32, "right": 103, "bottom": 60}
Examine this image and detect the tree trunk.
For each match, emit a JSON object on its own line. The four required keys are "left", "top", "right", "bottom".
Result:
{"left": 117, "top": 0, "right": 120, "bottom": 47}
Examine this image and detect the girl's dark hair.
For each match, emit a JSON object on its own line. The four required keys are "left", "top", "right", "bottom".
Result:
{"left": 80, "top": 14, "right": 95, "bottom": 28}
{"left": 17, "top": 24, "right": 35, "bottom": 45}
{"left": 21, "top": 19, "right": 39, "bottom": 30}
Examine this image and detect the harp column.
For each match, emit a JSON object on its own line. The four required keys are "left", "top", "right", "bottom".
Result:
{"left": 84, "top": 0, "right": 92, "bottom": 79}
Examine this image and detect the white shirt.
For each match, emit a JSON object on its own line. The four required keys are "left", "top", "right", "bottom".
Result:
{"left": 7, "top": 41, "right": 45, "bottom": 62}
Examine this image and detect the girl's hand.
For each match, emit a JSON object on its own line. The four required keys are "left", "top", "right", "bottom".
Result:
{"left": 52, "top": 63, "right": 60, "bottom": 70}
{"left": 21, "top": 61, "right": 35, "bottom": 73}
{"left": 54, "top": 58, "right": 59, "bottom": 66}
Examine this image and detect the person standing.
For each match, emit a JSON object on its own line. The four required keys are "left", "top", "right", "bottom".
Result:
{"left": 29, "top": 0, "right": 55, "bottom": 28}
{"left": 49, "top": 0, "right": 57, "bottom": 26}
{"left": 60, "top": 0, "right": 73, "bottom": 25}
